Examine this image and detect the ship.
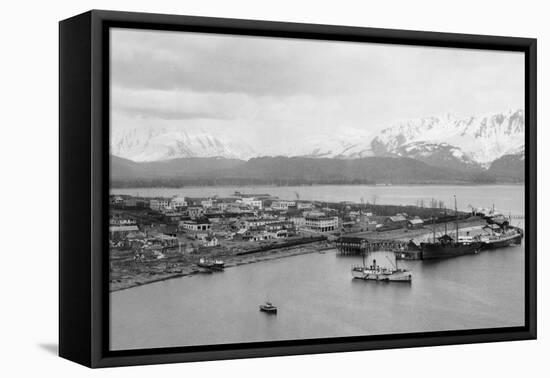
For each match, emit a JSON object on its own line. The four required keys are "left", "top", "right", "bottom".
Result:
{"left": 420, "top": 196, "right": 482, "bottom": 260}
{"left": 259, "top": 302, "right": 277, "bottom": 314}
{"left": 478, "top": 224, "right": 523, "bottom": 249}
{"left": 197, "top": 257, "right": 225, "bottom": 271}
{"left": 351, "top": 250, "right": 412, "bottom": 282}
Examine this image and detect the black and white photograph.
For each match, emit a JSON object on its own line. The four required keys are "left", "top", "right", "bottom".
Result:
{"left": 108, "top": 27, "right": 526, "bottom": 351}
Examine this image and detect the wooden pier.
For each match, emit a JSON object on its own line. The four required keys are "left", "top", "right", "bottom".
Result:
{"left": 335, "top": 237, "right": 422, "bottom": 260}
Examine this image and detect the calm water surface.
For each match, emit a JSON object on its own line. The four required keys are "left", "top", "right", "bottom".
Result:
{"left": 111, "top": 184, "right": 525, "bottom": 215}
{"left": 110, "top": 185, "right": 525, "bottom": 350}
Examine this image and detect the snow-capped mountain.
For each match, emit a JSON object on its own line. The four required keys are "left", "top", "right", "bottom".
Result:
{"left": 111, "top": 110, "right": 524, "bottom": 170}
{"left": 259, "top": 129, "right": 375, "bottom": 159}
{"left": 371, "top": 109, "right": 524, "bottom": 168}
{"left": 110, "top": 125, "right": 257, "bottom": 162}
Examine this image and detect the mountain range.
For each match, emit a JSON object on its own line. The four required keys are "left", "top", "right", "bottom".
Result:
{"left": 110, "top": 109, "right": 525, "bottom": 185}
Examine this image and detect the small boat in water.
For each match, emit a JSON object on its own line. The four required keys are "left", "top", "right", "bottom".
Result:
{"left": 259, "top": 302, "right": 277, "bottom": 314}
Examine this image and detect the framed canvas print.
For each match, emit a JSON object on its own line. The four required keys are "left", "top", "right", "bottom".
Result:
{"left": 59, "top": 10, "right": 536, "bottom": 368}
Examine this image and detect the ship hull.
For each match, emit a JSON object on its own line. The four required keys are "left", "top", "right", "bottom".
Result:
{"left": 420, "top": 242, "right": 482, "bottom": 260}
{"left": 481, "top": 233, "right": 522, "bottom": 249}
{"left": 352, "top": 268, "right": 412, "bottom": 282}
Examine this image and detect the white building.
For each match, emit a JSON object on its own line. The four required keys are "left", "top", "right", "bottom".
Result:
{"left": 304, "top": 215, "right": 339, "bottom": 233}
{"left": 271, "top": 200, "right": 296, "bottom": 211}
{"left": 241, "top": 197, "right": 263, "bottom": 209}
{"left": 169, "top": 197, "right": 187, "bottom": 210}
{"left": 201, "top": 199, "right": 214, "bottom": 208}
{"left": 289, "top": 216, "right": 306, "bottom": 228}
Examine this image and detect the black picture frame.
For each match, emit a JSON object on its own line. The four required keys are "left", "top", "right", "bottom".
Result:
{"left": 59, "top": 9, "right": 537, "bottom": 368}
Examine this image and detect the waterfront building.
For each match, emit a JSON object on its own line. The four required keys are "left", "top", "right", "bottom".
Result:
{"left": 384, "top": 215, "right": 407, "bottom": 228}
{"left": 407, "top": 218, "right": 424, "bottom": 229}
{"left": 336, "top": 236, "right": 368, "bottom": 254}
{"left": 304, "top": 215, "right": 339, "bottom": 233}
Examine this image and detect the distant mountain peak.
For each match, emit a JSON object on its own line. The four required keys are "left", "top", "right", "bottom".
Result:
{"left": 372, "top": 109, "right": 524, "bottom": 167}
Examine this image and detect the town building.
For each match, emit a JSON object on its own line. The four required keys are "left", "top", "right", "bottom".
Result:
{"left": 179, "top": 220, "right": 212, "bottom": 232}
{"left": 384, "top": 215, "right": 408, "bottom": 228}
{"left": 123, "top": 197, "right": 149, "bottom": 209}
{"left": 201, "top": 199, "right": 214, "bottom": 208}
{"left": 109, "top": 224, "right": 139, "bottom": 241}
{"left": 201, "top": 235, "right": 219, "bottom": 247}
{"left": 150, "top": 198, "right": 170, "bottom": 211}
{"left": 169, "top": 197, "right": 188, "bottom": 210}
{"left": 304, "top": 215, "right": 339, "bottom": 233}
{"left": 407, "top": 218, "right": 425, "bottom": 229}
{"left": 271, "top": 200, "right": 296, "bottom": 211}
{"left": 241, "top": 197, "right": 263, "bottom": 209}
{"left": 187, "top": 207, "right": 205, "bottom": 219}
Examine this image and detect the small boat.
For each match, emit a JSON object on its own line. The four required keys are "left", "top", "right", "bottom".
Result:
{"left": 197, "top": 258, "right": 225, "bottom": 271}
{"left": 259, "top": 302, "right": 277, "bottom": 314}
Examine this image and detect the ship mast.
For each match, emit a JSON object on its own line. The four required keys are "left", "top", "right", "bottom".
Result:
{"left": 432, "top": 213, "right": 436, "bottom": 243}
{"left": 454, "top": 195, "right": 459, "bottom": 242}
{"left": 444, "top": 208, "right": 447, "bottom": 235}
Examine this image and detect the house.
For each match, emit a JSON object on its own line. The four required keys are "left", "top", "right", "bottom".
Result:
{"left": 201, "top": 235, "right": 219, "bottom": 247}
{"left": 407, "top": 218, "right": 424, "bottom": 229}
{"left": 304, "top": 215, "right": 339, "bottom": 233}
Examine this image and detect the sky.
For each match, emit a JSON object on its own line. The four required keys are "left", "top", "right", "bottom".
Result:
{"left": 110, "top": 28, "right": 524, "bottom": 149}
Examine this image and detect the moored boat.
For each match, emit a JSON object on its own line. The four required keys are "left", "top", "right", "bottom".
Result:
{"left": 197, "top": 258, "right": 225, "bottom": 271}
{"left": 259, "top": 302, "right": 277, "bottom": 314}
{"left": 351, "top": 250, "right": 412, "bottom": 282}
{"left": 478, "top": 224, "right": 523, "bottom": 249}
{"left": 420, "top": 195, "right": 482, "bottom": 259}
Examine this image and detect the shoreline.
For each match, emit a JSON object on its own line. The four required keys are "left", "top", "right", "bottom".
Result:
{"left": 110, "top": 242, "right": 332, "bottom": 293}
{"left": 110, "top": 217, "right": 486, "bottom": 293}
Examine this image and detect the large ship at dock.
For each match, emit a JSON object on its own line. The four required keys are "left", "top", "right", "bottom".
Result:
{"left": 420, "top": 196, "right": 482, "bottom": 260}
{"left": 478, "top": 224, "right": 523, "bottom": 250}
